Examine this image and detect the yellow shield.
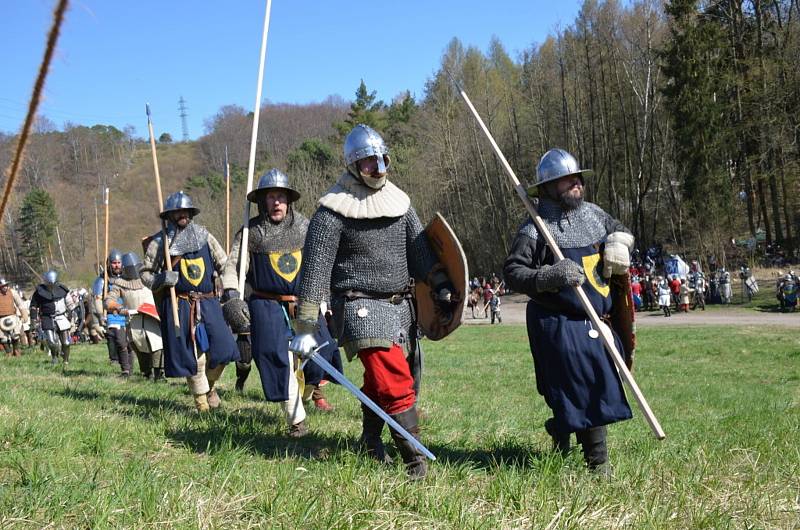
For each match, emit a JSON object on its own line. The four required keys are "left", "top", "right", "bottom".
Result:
{"left": 180, "top": 256, "right": 206, "bottom": 287}
{"left": 581, "top": 253, "right": 610, "bottom": 298}
{"left": 269, "top": 250, "right": 302, "bottom": 283}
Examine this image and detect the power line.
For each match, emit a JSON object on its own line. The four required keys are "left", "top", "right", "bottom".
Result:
{"left": 178, "top": 95, "right": 189, "bottom": 142}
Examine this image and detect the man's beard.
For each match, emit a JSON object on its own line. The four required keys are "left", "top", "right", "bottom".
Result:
{"left": 559, "top": 189, "right": 584, "bottom": 210}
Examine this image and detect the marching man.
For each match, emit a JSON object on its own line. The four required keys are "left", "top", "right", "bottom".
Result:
{"left": 504, "top": 148, "right": 633, "bottom": 474}
{"left": 0, "top": 277, "right": 27, "bottom": 356}
{"left": 222, "top": 169, "right": 342, "bottom": 437}
{"left": 30, "top": 270, "right": 73, "bottom": 369}
{"left": 289, "top": 124, "right": 456, "bottom": 479}
{"left": 142, "top": 191, "right": 239, "bottom": 411}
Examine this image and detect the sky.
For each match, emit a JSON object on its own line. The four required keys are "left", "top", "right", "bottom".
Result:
{"left": 1, "top": 0, "right": 585, "bottom": 141}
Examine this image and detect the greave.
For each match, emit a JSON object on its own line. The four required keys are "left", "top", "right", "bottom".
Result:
{"left": 388, "top": 405, "right": 427, "bottom": 479}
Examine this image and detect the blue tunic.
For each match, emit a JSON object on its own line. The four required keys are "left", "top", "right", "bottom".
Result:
{"left": 247, "top": 247, "right": 342, "bottom": 402}
{"left": 160, "top": 243, "right": 239, "bottom": 377}
{"left": 526, "top": 243, "right": 632, "bottom": 433}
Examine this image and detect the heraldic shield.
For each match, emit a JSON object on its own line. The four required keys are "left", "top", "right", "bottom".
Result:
{"left": 416, "top": 213, "right": 468, "bottom": 341}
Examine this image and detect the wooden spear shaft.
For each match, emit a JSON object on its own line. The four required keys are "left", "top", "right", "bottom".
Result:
{"left": 454, "top": 82, "right": 665, "bottom": 440}
{"left": 146, "top": 104, "right": 180, "bottom": 329}
{"left": 225, "top": 145, "right": 230, "bottom": 255}
{"left": 103, "top": 187, "right": 109, "bottom": 319}
{"left": 94, "top": 199, "right": 100, "bottom": 274}
{"left": 237, "top": 0, "right": 273, "bottom": 294}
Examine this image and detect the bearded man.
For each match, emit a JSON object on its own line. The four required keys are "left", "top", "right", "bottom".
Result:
{"left": 503, "top": 148, "right": 633, "bottom": 474}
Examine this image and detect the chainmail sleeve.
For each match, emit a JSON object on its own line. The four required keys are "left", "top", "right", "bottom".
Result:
{"left": 207, "top": 232, "right": 228, "bottom": 275}
{"left": 503, "top": 220, "right": 546, "bottom": 298}
{"left": 296, "top": 207, "right": 344, "bottom": 323}
{"left": 140, "top": 237, "right": 163, "bottom": 290}
{"left": 405, "top": 207, "right": 438, "bottom": 283}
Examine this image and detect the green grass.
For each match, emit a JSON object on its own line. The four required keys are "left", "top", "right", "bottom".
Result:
{"left": 1, "top": 326, "right": 799, "bottom": 528}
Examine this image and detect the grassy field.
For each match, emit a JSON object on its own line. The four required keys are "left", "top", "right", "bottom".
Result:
{"left": 1, "top": 325, "right": 798, "bottom": 529}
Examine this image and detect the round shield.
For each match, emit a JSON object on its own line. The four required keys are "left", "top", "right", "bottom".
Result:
{"left": 0, "top": 315, "right": 17, "bottom": 332}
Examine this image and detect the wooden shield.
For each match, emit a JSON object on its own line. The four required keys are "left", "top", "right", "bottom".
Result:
{"left": 416, "top": 213, "right": 468, "bottom": 341}
{"left": 608, "top": 272, "right": 636, "bottom": 368}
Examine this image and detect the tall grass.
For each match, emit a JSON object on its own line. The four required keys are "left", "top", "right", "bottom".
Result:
{"left": 1, "top": 325, "right": 798, "bottom": 528}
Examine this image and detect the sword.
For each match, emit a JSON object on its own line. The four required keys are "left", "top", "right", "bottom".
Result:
{"left": 301, "top": 342, "right": 436, "bottom": 461}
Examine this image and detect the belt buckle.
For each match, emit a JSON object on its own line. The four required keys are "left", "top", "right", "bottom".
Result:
{"left": 389, "top": 294, "right": 402, "bottom": 305}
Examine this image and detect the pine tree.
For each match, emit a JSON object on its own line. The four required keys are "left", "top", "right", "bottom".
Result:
{"left": 17, "top": 189, "right": 57, "bottom": 269}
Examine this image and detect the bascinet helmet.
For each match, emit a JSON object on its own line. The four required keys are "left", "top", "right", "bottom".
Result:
{"left": 160, "top": 191, "right": 199, "bottom": 220}
{"left": 43, "top": 270, "right": 58, "bottom": 286}
{"left": 344, "top": 124, "right": 390, "bottom": 189}
{"left": 533, "top": 148, "right": 593, "bottom": 188}
{"left": 247, "top": 168, "right": 301, "bottom": 203}
{"left": 121, "top": 252, "right": 143, "bottom": 281}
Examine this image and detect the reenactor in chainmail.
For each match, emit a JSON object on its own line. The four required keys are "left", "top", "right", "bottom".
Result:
{"left": 0, "top": 277, "right": 27, "bottom": 356}
{"left": 30, "top": 270, "right": 73, "bottom": 369}
{"left": 503, "top": 148, "right": 634, "bottom": 475}
{"left": 106, "top": 252, "right": 165, "bottom": 381}
{"left": 221, "top": 169, "right": 343, "bottom": 437}
{"left": 141, "top": 191, "right": 239, "bottom": 412}
{"left": 289, "top": 124, "right": 455, "bottom": 479}
{"left": 96, "top": 249, "right": 134, "bottom": 377}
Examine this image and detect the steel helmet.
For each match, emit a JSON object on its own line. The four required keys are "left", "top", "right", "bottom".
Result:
{"left": 121, "top": 252, "right": 143, "bottom": 280}
{"left": 247, "top": 168, "right": 301, "bottom": 203}
{"left": 160, "top": 190, "right": 199, "bottom": 219}
{"left": 344, "top": 124, "right": 390, "bottom": 173}
{"left": 43, "top": 270, "right": 58, "bottom": 286}
{"left": 0, "top": 277, "right": 8, "bottom": 287}
{"left": 533, "top": 148, "right": 593, "bottom": 187}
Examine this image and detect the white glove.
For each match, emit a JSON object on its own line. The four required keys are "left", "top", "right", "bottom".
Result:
{"left": 603, "top": 232, "right": 634, "bottom": 278}
{"left": 289, "top": 333, "right": 318, "bottom": 357}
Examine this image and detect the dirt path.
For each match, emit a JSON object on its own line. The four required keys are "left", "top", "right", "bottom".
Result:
{"left": 463, "top": 294, "right": 800, "bottom": 328}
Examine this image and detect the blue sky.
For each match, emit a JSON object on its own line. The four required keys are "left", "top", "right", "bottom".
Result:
{"left": 2, "top": 0, "right": 585, "bottom": 140}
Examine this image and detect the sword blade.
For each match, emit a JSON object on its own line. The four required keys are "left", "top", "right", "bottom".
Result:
{"left": 306, "top": 344, "right": 436, "bottom": 461}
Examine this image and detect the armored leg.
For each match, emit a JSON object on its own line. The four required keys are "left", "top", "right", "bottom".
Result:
{"left": 576, "top": 425, "right": 609, "bottom": 473}
{"left": 388, "top": 405, "right": 427, "bottom": 479}
{"left": 59, "top": 331, "right": 71, "bottom": 365}
{"left": 152, "top": 349, "right": 165, "bottom": 381}
{"left": 360, "top": 403, "right": 391, "bottom": 463}
{"left": 234, "top": 335, "right": 251, "bottom": 393}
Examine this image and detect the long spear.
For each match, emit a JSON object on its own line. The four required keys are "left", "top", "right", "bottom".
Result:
{"left": 102, "top": 186, "right": 109, "bottom": 319}
{"left": 224, "top": 145, "right": 230, "bottom": 255}
{"left": 452, "top": 79, "right": 665, "bottom": 440}
{"left": 145, "top": 104, "right": 180, "bottom": 329}
{"left": 94, "top": 198, "right": 100, "bottom": 274}
{"left": 237, "top": 0, "right": 273, "bottom": 294}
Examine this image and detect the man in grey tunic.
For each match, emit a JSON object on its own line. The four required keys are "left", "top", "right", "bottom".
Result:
{"left": 290, "top": 124, "right": 454, "bottom": 479}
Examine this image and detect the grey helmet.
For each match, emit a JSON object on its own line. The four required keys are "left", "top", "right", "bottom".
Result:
{"left": 92, "top": 276, "right": 105, "bottom": 296}
{"left": 107, "top": 248, "right": 123, "bottom": 263}
{"left": 0, "top": 277, "right": 8, "bottom": 287}
{"left": 160, "top": 190, "right": 199, "bottom": 219}
{"left": 344, "top": 124, "right": 390, "bottom": 189}
{"left": 121, "top": 252, "right": 143, "bottom": 280}
{"left": 533, "top": 148, "right": 593, "bottom": 188}
{"left": 247, "top": 168, "right": 301, "bottom": 203}
{"left": 43, "top": 270, "right": 58, "bottom": 286}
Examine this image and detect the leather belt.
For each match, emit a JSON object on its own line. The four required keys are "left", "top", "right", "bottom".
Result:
{"left": 252, "top": 290, "right": 297, "bottom": 302}
{"left": 336, "top": 289, "right": 411, "bottom": 305}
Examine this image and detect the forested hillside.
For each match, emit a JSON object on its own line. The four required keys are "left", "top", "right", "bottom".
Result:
{"left": 2, "top": 0, "right": 798, "bottom": 287}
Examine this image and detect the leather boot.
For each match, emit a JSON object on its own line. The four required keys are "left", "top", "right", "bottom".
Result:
{"left": 360, "top": 404, "right": 392, "bottom": 464}
{"left": 234, "top": 361, "right": 251, "bottom": 393}
{"left": 312, "top": 386, "right": 334, "bottom": 412}
{"left": 576, "top": 426, "right": 610, "bottom": 475}
{"left": 544, "top": 418, "right": 571, "bottom": 455}
{"left": 389, "top": 405, "right": 427, "bottom": 479}
{"left": 207, "top": 387, "right": 221, "bottom": 409}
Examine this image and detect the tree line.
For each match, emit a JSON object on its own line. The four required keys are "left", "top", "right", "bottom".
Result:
{"left": 1, "top": 0, "right": 798, "bottom": 284}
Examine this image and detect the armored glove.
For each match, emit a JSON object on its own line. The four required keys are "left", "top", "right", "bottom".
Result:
{"left": 603, "top": 231, "right": 634, "bottom": 278}
{"left": 151, "top": 271, "right": 179, "bottom": 293}
{"left": 289, "top": 333, "right": 319, "bottom": 357}
{"left": 535, "top": 259, "right": 585, "bottom": 292}
{"left": 222, "top": 298, "right": 250, "bottom": 334}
